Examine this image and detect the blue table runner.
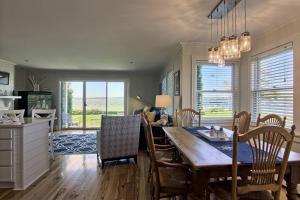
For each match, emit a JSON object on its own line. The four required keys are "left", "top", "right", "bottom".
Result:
{"left": 183, "top": 127, "right": 282, "bottom": 164}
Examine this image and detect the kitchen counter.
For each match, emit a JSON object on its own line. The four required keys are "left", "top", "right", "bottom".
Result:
{"left": 0, "top": 118, "right": 50, "bottom": 190}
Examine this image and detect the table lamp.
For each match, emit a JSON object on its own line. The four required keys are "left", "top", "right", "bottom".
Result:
{"left": 155, "top": 95, "right": 171, "bottom": 114}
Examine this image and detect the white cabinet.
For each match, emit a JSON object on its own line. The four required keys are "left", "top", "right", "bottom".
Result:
{"left": 0, "top": 119, "right": 50, "bottom": 190}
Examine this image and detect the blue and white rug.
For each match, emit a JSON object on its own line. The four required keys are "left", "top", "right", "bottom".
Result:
{"left": 52, "top": 134, "right": 97, "bottom": 155}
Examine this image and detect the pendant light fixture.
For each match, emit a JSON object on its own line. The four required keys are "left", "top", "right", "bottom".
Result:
{"left": 239, "top": 0, "right": 251, "bottom": 52}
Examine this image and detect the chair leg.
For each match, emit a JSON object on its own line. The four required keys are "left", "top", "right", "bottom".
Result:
{"left": 101, "top": 160, "right": 105, "bottom": 169}
{"left": 148, "top": 164, "right": 152, "bottom": 183}
{"left": 134, "top": 155, "right": 138, "bottom": 164}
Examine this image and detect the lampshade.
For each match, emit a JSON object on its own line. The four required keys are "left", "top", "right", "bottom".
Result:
{"left": 155, "top": 95, "right": 172, "bottom": 108}
{"left": 239, "top": 31, "right": 251, "bottom": 52}
{"left": 220, "top": 36, "right": 230, "bottom": 57}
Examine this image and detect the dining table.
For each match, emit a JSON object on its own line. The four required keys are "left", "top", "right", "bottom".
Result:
{"left": 163, "top": 126, "right": 300, "bottom": 200}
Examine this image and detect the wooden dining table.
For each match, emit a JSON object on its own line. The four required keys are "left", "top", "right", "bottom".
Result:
{"left": 163, "top": 127, "right": 300, "bottom": 200}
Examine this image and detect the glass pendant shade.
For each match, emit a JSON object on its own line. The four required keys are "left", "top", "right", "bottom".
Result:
{"left": 213, "top": 47, "right": 225, "bottom": 65}
{"left": 208, "top": 47, "right": 215, "bottom": 63}
{"left": 227, "top": 35, "right": 240, "bottom": 59}
{"left": 220, "top": 36, "right": 230, "bottom": 57}
{"left": 239, "top": 31, "right": 251, "bottom": 52}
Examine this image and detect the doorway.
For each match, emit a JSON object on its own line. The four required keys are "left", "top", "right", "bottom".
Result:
{"left": 60, "top": 81, "right": 125, "bottom": 129}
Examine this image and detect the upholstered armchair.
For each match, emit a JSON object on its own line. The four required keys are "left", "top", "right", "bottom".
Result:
{"left": 97, "top": 115, "right": 141, "bottom": 168}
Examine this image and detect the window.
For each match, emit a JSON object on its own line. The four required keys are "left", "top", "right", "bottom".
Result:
{"left": 251, "top": 45, "right": 293, "bottom": 126}
{"left": 161, "top": 76, "right": 167, "bottom": 95}
{"left": 193, "top": 63, "right": 239, "bottom": 121}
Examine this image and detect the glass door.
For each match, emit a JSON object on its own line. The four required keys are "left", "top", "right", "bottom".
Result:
{"left": 85, "top": 82, "right": 107, "bottom": 128}
{"left": 61, "top": 81, "right": 84, "bottom": 129}
{"left": 61, "top": 81, "right": 125, "bottom": 129}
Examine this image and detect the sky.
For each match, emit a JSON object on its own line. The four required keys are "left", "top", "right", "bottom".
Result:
{"left": 69, "top": 81, "right": 124, "bottom": 98}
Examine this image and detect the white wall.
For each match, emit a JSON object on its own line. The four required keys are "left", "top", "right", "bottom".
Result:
{"left": 0, "top": 59, "right": 16, "bottom": 109}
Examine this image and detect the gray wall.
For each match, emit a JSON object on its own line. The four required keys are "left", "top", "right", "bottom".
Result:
{"left": 15, "top": 66, "right": 160, "bottom": 126}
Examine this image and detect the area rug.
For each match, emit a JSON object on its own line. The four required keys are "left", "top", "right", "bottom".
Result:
{"left": 52, "top": 134, "right": 97, "bottom": 155}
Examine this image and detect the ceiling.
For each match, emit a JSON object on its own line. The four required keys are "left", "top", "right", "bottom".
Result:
{"left": 0, "top": 0, "right": 299, "bottom": 71}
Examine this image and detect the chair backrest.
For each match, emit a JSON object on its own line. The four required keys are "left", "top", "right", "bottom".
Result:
{"left": 175, "top": 108, "right": 201, "bottom": 127}
{"left": 256, "top": 114, "right": 286, "bottom": 128}
{"left": 232, "top": 111, "right": 251, "bottom": 134}
{"left": 99, "top": 115, "right": 141, "bottom": 160}
{"left": 142, "top": 115, "right": 161, "bottom": 189}
{"left": 231, "top": 125, "right": 295, "bottom": 200}
{"left": 32, "top": 109, "right": 56, "bottom": 132}
{"left": 0, "top": 109, "right": 25, "bottom": 121}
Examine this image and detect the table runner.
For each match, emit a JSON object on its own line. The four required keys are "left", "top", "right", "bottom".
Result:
{"left": 183, "top": 127, "right": 282, "bottom": 164}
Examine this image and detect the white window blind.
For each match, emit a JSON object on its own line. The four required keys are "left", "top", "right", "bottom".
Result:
{"left": 251, "top": 45, "right": 293, "bottom": 126}
{"left": 193, "top": 63, "right": 239, "bottom": 121}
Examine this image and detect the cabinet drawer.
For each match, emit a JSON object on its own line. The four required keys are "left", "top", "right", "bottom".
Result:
{"left": 0, "top": 129, "right": 13, "bottom": 139}
{"left": 0, "top": 151, "right": 13, "bottom": 166}
{"left": 0, "top": 167, "right": 13, "bottom": 181}
{"left": 0, "top": 140, "right": 13, "bottom": 150}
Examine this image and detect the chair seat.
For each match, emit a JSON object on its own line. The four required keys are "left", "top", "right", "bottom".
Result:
{"left": 208, "top": 180, "right": 274, "bottom": 200}
{"left": 158, "top": 166, "right": 189, "bottom": 194}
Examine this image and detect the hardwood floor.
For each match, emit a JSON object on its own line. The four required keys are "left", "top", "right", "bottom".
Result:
{"left": 0, "top": 152, "right": 298, "bottom": 200}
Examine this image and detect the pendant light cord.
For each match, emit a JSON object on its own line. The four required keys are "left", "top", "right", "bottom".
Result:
{"left": 235, "top": 0, "right": 237, "bottom": 35}
{"left": 244, "top": 0, "right": 247, "bottom": 31}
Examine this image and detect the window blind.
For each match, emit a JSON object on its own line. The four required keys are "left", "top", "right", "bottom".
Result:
{"left": 193, "top": 63, "right": 239, "bottom": 121}
{"left": 251, "top": 46, "right": 293, "bottom": 126}
{"left": 161, "top": 76, "right": 167, "bottom": 95}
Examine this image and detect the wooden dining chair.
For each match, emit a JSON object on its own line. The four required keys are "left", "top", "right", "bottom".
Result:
{"left": 175, "top": 108, "right": 201, "bottom": 127}
{"left": 207, "top": 125, "right": 296, "bottom": 200}
{"left": 143, "top": 115, "right": 190, "bottom": 200}
{"left": 0, "top": 109, "right": 25, "bottom": 121}
{"left": 141, "top": 114, "right": 179, "bottom": 182}
{"left": 256, "top": 113, "right": 286, "bottom": 128}
{"left": 232, "top": 111, "right": 251, "bottom": 134}
{"left": 32, "top": 109, "right": 56, "bottom": 158}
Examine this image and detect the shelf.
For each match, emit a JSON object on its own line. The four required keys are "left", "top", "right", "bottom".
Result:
{"left": 0, "top": 96, "right": 21, "bottom": 99}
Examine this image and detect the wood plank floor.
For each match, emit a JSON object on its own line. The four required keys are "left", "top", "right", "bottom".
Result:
{"left": 0, "top": 151, "right": 298, "bottom": 200}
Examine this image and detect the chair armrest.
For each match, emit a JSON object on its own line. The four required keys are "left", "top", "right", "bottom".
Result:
{"left": 155, "top": 147, "right": 176, "bottom": 152}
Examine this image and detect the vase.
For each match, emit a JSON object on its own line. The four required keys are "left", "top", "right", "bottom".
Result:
{"left": 33, "top": 84, "right": 40, "bottom": 91}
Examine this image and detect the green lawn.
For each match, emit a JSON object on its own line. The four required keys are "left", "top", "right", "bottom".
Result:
{"left": 71, "top": 113, "right": 124, "bottom": 128}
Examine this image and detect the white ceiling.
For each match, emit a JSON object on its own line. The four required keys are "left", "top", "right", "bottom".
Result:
{"left": 0, "top": 0, "right": 299, "bottom": 71}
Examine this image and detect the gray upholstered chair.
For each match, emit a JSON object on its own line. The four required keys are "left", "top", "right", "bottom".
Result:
{"left": 97, "top": 115, "right": 141, "bottom": 168}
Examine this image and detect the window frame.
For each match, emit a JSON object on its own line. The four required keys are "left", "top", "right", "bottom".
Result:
{"left": 192, "top": 60, "right": 240, "bottom": 123}
{"left": 250, "top": 43, "right": 294, "bottom": 126}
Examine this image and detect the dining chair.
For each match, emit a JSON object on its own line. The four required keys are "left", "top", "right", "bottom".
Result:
{"left": 256, "top": 113, "right": 286, "bottom": 128}
{"left": 143, "top": 115, "right": 191, "bottom": 200}
{"left": 141, "top": 114, "right": 178, "bottom": 183}
{"left": 0, "top": 109, "right": 25, "bottom": 121}
{"left": 175, "top": 108, "right": 201, "bottom": 127}
{"left": 232, "top": 111, "right": 251, "bottom": 134}
{"left": 207, "top": 125, "right": 296, "bottom": 200}
{"left": 32, "top": 109, "right": 56, "bottom": 158}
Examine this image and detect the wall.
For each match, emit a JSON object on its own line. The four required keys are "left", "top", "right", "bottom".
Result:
{"left": 0, "top": 59, "right": 16, "bottom": 109}
{"left": 15, "top": 66, "right": 160, "bottom": 127}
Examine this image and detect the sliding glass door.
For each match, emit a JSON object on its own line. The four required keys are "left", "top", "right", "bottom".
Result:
{"left": 61, "top": 81, "right": 125, "bottom": 129}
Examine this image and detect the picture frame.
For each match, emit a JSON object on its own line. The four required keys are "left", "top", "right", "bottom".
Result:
{"left": 0, "top": 71, "right": 9, "bottom": 85}
{"left": 174, "top": 70, "right": 180, "bottom": 96}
